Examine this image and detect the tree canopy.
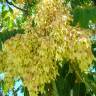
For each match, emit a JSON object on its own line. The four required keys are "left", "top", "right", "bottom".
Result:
{"left": 0, "top": 0, "right": 96, "bottom": 96}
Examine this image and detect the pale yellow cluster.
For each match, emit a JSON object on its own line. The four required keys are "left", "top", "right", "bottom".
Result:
{"left": 0, "top": 0, "right": 93, "bottom": 95}
{"left": 16, "top": 0, "right": 25, "bottom": 4}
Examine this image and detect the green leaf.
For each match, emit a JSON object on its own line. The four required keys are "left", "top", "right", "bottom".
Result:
{"left": 2, "top": 4, "right": 6, "bottom": 12}
{"left": 1, "top": 10, "right": 8, "bottom": 18}
{"left": 24, "top": 86, "right": 30, "bottom": 96}
{"left": 79, "top": 82, "right": 86, "bottom": 96}
{"left": 73, "top": 83, "right": 80, "bottom": 96}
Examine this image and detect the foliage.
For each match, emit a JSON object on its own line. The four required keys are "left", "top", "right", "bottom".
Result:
{"left": 0, "top": 0, "right": 93, "bottom": 95}
{"left": 72, "top": 7, "right": 96, "bottom": 28}
{"left": 65, "top": 0, "right": 96, "bottom": 29}
{"left": 0, "top": 0, "right": 95, "bottom": 96}
{"left": 65, "top": 0, "right": 92, "bottom": 9}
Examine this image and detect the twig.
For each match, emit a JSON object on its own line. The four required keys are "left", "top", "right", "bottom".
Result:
{"left": 6, "top": 0, "right": 28, "bottom": 13}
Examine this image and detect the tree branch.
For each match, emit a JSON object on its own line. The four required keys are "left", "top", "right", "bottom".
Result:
{"left": 6, "top": 0, "right": 28, "bottom": 13}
